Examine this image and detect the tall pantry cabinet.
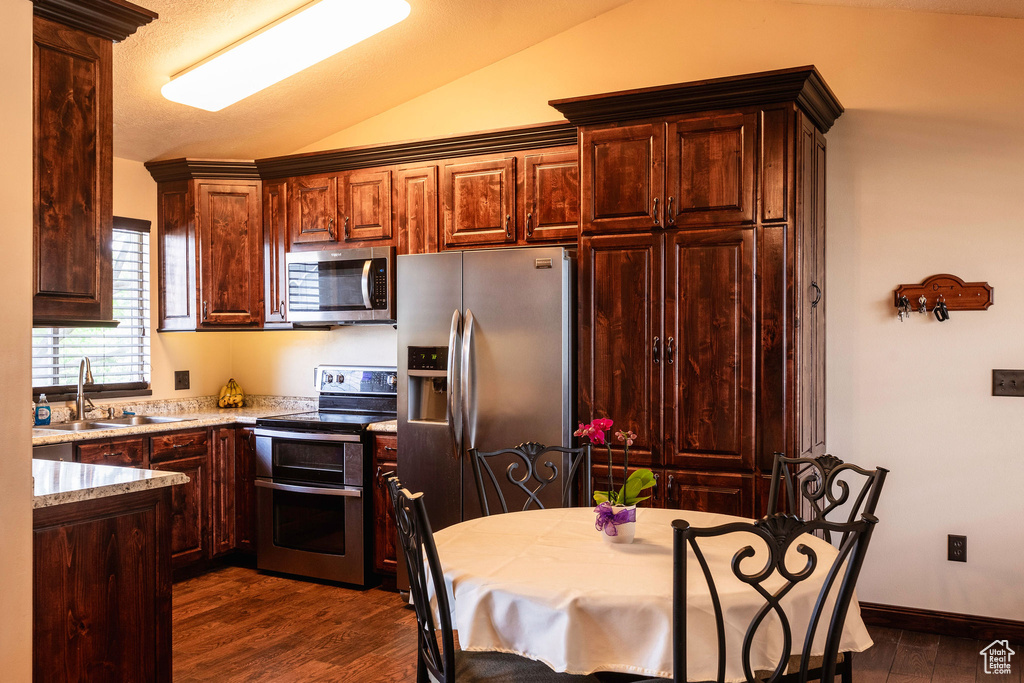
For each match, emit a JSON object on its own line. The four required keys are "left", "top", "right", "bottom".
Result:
{"left": 551, "top": 67, "right": 843, "bottom": 517}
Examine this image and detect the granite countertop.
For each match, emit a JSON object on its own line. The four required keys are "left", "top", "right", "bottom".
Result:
{"left": 367, "top": 419, "right": 397, "bottom": 434}
{"left": 33, "top": 459, "right": 189, "bottom": 509}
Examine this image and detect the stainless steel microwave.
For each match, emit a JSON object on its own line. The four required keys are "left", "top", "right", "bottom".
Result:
{"left": 286, "top": 246, "right": 395, "bottom": 324}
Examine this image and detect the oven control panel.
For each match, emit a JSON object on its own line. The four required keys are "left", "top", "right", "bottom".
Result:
{"left": 316, "top": 365, "right": 397, "bottom": 395}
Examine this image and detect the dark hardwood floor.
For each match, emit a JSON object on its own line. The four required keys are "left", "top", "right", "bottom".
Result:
{"left": 173, "top": 566, "right": 1006, "bottom": 682}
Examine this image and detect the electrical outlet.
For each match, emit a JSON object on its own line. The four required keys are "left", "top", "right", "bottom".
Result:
{"left": 948, "top": 534, "right": 967, "bottom": 562}
{"left": 174, "top": 370, "right": 190, "bottom": 391}
{"left": 992, "top": 370, "right": 1024, "bottom": 396}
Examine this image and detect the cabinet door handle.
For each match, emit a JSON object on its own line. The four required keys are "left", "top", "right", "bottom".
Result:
{"left": 653, "top": 472, "right": 660, "bottom": 501}
{"left": 653, "top": 336, "right": 660, "bottom": 364}
{"left": 666, "top": 337, "right": 675, "bottom": 365}
{"left": 172, "top": 442, "right": 192, "bottom": 449}
{"left": 667, "top": 474, "right": 674, "bottom": 497}
{"left": 383, "top": 446, "right": 397, "bottom": 452}
{"left": 652, "top": 197, "right": 660, "bottom": 226}
{"left": 102, "top": 451, "right": 125, "bottom": 459}
{"left": 376, "top": 466, "right": 383, "bottom": 488}
{"left": 667, "top": 196, "right": 675, "bottom": 225}
{"left": 505, "top": 214, "right": 512, "bottom": 239}
{"left": 328, "top": 217, "right": 335, "bottom": 239}
{"left": 525, "top": 212, "right": 533, "bottom": 238}
{"left": 202, "top": 301, "right": 208, "bottom": 321}
{"left": 280, "top": 300, "right": 286, "bottom": 316}
{"left": 344, "top": 216, "right": 350, "bottom": 235}
{"left": 811, "top": 282, "right": 822, "bottom": 308}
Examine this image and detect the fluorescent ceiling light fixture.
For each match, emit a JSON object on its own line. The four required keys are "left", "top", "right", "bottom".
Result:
{"left": 161, "top": 0, "right": 411, "bottom": 112}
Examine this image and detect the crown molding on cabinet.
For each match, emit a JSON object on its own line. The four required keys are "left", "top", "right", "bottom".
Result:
{"left": 254, "top": 121, "right": 577, "bottom": 179}
{"left": 32, "top": 0, "right": 157, "bottom": 42}
{"left": 549, "top": 65, "right": 844, "bottom": 132}
{"left": 144, "top": 158, "right": 261, "bottom": 183}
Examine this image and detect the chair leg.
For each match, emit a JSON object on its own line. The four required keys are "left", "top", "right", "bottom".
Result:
{"left": 417, "top": 652, "right": 429, "bottom": 683}
{"left": 840, "top": 652, "right": 853, "bottom": 683}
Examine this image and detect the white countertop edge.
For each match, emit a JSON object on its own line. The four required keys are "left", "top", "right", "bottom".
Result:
{"left": 33, "top": 460, "right": 189, "bottom": 509}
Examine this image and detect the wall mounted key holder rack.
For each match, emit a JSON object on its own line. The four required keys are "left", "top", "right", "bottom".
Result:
{"left": 893, "top": 274, "right": 993, "bottom": 322}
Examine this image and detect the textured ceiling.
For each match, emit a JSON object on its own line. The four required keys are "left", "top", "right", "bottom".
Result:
{"left": 113, "top": 0, "right": 634, "bottom": 161}
{"left": 114, "top": 0, "right": 1024, "bottom": 163}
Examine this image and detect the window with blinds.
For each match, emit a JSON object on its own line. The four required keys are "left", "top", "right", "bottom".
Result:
{"left": 32, "top": 219, "right": 151, "bottom": 397}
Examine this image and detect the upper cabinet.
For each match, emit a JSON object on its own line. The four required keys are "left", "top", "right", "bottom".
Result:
{"left": 145, "top": 160, "right": 263, "bottom": 330}
{"left": 289, "top": 174, "right": 338, "bottom": 247}
{"left": 442, "top": 156, "right": 517, "bottom": 248}
{"left": 342, "top": 169, "right": 393, "bottom": 243}
{"left": 31, "top": 0, "right": 157, "bottom": 327}
{"left": 522, "top": 148, "right": 579, "bottom": 244}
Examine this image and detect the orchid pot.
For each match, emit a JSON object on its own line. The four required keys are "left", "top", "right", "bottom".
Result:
{"left": 594, "top": 502, "right": 636, "bottom": 544}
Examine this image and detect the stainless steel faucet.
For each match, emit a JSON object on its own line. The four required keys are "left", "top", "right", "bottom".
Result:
{"left": 76, "top": 356, "right": 94, "bottom": 420}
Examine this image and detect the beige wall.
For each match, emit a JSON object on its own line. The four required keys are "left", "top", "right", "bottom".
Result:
{"left": 300, "top": 0, "right": 1024, "bottom": 619}
{"left": 1, "top": 0, "right": 35, "bottom": 677}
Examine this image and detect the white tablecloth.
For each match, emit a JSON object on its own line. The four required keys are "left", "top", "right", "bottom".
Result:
{"left": 432, "top": 507, "right": 873, "bottom": 681}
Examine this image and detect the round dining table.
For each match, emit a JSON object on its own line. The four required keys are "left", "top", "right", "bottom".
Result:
{"left": 431, "top": 506, "right": 874, "bottom": 681}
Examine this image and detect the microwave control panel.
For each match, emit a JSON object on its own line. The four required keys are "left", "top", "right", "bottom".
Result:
{"left": 371, "top": 258, "right": 388, "bottom": 309}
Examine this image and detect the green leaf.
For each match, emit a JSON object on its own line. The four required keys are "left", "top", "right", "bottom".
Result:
{"left": 621, "top": 469, "right": 656, "bottom": 505}
{"left": 592, "top": 490, "right": 611, "bottom": 504}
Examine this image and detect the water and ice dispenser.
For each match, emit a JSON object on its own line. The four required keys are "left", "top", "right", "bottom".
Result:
{"left": 407, "top": 346, "right": 449, "bottom": 423}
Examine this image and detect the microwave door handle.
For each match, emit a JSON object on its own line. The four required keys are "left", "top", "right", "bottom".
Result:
{"left": 447, "top": 309, "right": 462, "bottom": 460}
{"left": 361, "top": 260, "right": 373, "bottom": 309}
{"left": 461, "top": 308, "right": 475, "bottom": 451}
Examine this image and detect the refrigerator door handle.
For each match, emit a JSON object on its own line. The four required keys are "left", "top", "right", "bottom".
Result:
{"left": 461, "top": 308, "right": 476, "bottom": 450}
{"left": 447, "top": 309, "right": 462, "bottom": 459}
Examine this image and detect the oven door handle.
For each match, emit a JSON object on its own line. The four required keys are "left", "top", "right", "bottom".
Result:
{"left": 252, "top": 428, "right": 361, "bottom": 443}
{"left": 255, "top": 480, "right": 362, "bottom": 498}
{"left": 361, "top": 260, "right": 373, "bottom": 309}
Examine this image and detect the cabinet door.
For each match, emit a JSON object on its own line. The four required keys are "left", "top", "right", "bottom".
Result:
{"left": 197, "top": 181, "right": 262, "bottom": 326}
{"left": 76, "top": 437, "right": 146, "bottom": 467}
{"left": 665, "top": 228, "right": 755, "bottom": 471}
{"left": 210, "top": 427, "right": 236, "bottom": 558}
{"left": 263, "top": 180, "right": 288, "bottom": 323}
{"left": 580, "top": 123, "right": 664, "bottom": 235}
{"left": 798, "top": 122, "right": 828, "bottom": 458}
{"left": 396, "top": 165, "right": 438, "bottom": 255}
{"left": 152, "top": 455, "right": 208, "bottom": 569}
{"left": 372, "top": 434, "right": 399, "bottom": 576}
{"left": 662, "top": 469, "right": 755, "bottom": 518}
{"left": 33, "top": 17, "right": 113, "bottom": 325}
{"left": 665, "top": 111, "right": 756, "bottom": 227}
{"left": 578, "top": 234, "right": 663, "bottom": 466}
{"left": 342, "top": 169, "right": 393, "bottom": 242}
{"left": 235, "top": 428, "right": 256, "bottom": 553}
{"left": 523, "top": 148, "right": 579, "bottom": 243}
{"left": 289, "top": 174, "right": 338, "bottom": 247}
{"left": 442, "top": 157, "right": 516, "bottom": 247}
{"left": 157, "top": 182, "right": 197, "bottom": 330}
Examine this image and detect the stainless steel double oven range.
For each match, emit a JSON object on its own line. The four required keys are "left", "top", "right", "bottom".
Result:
{"left": 254, "top": 366, "right": 397, "bottom": 586}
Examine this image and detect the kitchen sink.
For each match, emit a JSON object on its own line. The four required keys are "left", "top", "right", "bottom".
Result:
{"left": 91, "top": 416, "right": 191, "bottom": 427}
{"left": 37, "top": 420, "right": 124, "bottom": 431}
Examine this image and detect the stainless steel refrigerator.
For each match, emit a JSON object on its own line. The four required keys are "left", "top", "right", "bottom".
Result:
{"left": 396, "top": 247, "right": 574, "bottom": 533}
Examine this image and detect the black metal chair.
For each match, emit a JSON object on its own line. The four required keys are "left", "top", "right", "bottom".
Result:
{"left": 468, "top": 442, "right": 591, "bottom": 516}
{"left": 385, "top": 475, "right": 601, "bottom": 683}
{"left": 640, "top": 511, "right": 878, "bottom": 683}
{"left": 767, "top": 452, "right": 888, "bottom": 546}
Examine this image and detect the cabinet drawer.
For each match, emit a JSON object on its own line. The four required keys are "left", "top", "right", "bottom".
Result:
{"left": 373, "top": 433, "right": 398, "bottom": 463}
{"left": 150, "top": 428, "right": 208, "bottom": 463}
{"left": 76, "top": 437, "right": 146, "bottom": 467}
{"left": 663, "top": 469, "right": 755, "bottom": 518}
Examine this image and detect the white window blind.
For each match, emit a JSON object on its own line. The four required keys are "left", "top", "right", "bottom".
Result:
{"left": 32, "top": 223, "right": 151, "bottom": 392}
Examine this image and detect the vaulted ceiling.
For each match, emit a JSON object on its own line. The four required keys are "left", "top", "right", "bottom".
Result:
{"left": 113, "top": 0, "right": 1024, "bottom": 163}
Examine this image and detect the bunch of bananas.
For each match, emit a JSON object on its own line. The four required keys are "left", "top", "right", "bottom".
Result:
{"left": 218, "top": 378, "right": 245, "bottom": 408}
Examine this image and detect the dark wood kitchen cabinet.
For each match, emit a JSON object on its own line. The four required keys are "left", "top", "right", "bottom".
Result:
{"left": 146, "top": 161, "right": 263, "bottom": 330}
{"left": 289, "top": 173, "right": 339, "bottom": 247}
{"left": 342, "top": 168, "right": 393, "bottom": 243}
{"left": 235, "top": 427, "right": 257, "bottom": 553}
{"left": 149, "top": 429, "right": 210, "bottom": 569}
{"left": 31, "top": 2, "right": 156, "bottom": 327}
{"left": 372, "top": 433, "right": 399, "bottom": 580}
{"left": 442, "top": 156, "right": 517, "bottom": 248}
{"left": 262, "top": 180, "right": 289, "bottom": 323}
{"left": 76, "top": 436, "right": 146, "bottom": 468}
{"left": 555, "top": 67, "right": 843, "bottom": 519}
{"left": 209, "top": 427, "right": 237, "bottom": 557}
{"left": 522, "top": 147, "right": 579, "bottom": 243}
{"left": 396, "top": 165, "right": 439, "bottom": 255}
{"left": 34, "top": 486, "right": 172, "bottom": 683}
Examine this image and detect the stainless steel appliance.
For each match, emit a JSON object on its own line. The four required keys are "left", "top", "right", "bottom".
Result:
{"left": 397, "top": 247, "right": 574, "bottom": 533}
{"left": 254, "top": 365, "right": 397, "bottom": 585}
{"left": 286, "top": 246, "right": 395, "bottom": 324}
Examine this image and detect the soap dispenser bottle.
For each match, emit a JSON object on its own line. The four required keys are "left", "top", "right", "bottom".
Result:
{"left": 35, "top": 394, "right": 51, "bottom": 426}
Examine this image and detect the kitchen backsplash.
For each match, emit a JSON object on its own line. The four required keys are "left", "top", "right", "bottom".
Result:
{"left": 38, "top": 394, "right": 316, "bottom": 425}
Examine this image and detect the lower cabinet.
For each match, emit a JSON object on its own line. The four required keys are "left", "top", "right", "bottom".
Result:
{"left": 76, "top": 436, "right": 146, "bottom": 467}
{"left": 151, "top": 453, "right": 208, "bottom": 569}
{"left": 588, "top": 463, "right": 754, "bottom": 517}
{"left": 235, "top": 427, "right": 257, "bottom": 553}
{"left": 210, "top": 427, "right": 236, "bottom": 557}
{"left": 372, "top": 434, "right": 399, "bottom": 578}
